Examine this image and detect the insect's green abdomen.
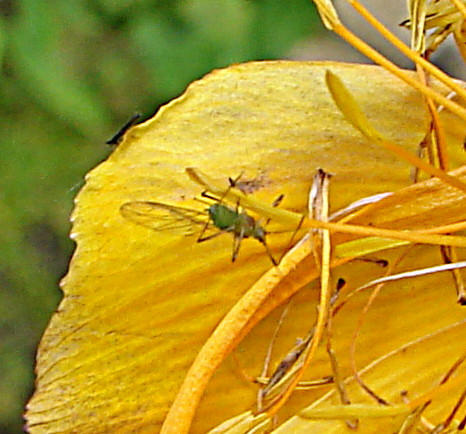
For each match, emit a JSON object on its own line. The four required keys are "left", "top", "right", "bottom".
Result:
{"left": 208, "top": 203, "right": 238, "bottom": 230}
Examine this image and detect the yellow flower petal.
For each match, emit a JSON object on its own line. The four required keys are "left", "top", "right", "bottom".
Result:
{"left": 25, "top": 61, "right": 465, "bottom": 433}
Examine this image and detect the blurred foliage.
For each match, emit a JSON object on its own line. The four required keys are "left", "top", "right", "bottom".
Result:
{"left": 0, "top": 0, "right": 319, "bottom": 432}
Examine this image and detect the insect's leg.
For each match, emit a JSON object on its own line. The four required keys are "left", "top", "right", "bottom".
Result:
{"left": 263, "top": 194, "right": 285, "bottom": 227}
{"left": 232, "top": 228, "right": 245, "bottom": 262}
{"left": 272, "top": 194, "right": 284, "bottom": 208}
{"left": 261, "top": 239, "right": 278, "bottom": 266}
{"left": 200, "top": 174, "right": 243, "bottom": 205}
{"left": 197, "top": 209, "right": 212, "bottom": 242}
{"left": 278, "top": 214, "right": 306, "bottom": 263}
{"left": 198, "top": 230, "right": 224, "bottom": 243}
{"left": 256, "top": 194, "right": 285, "bottom": 266}
{"left": 201, "top": 191, "right": 220, "bottom": 202}
{"left": 201, "top": 185, "right": 236, "bottom": 205}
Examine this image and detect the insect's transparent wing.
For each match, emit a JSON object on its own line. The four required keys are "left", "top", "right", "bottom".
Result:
{"left": 120, "top": 201, "right": 209, "bottom": 234}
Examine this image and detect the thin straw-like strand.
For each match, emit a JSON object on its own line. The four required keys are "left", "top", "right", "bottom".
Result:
{"left": 330, "top": 192, "right": 392, "bottom": 221}
{"left": 420, "top": 221, "right": 466, "bottom": 234}
{"left": 309, "top": 221, "right": 466, "bottom": 248}
{"left": 350, "top": 261, "right": 399, "bottom": 405}
{"left": 440, "top": 388, "right": 466, "bottom": 430}
{"left": 416, "top": 67, "right": 449, "bottom": 171}
{"left": 300, "top": 403, "right": 410, "bottom": 419}
{"left": 357, "top": 261, "right": 466, "bottom": 291}
{"left": 257, "top": 300, "right": 293, "bottom": 411}
{"left": 349, "top": 244, "right": 417, "bottom": 406}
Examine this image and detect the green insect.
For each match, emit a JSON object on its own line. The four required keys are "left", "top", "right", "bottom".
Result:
{"left": 120, "top": 191, "right": 280, "bottom": 265}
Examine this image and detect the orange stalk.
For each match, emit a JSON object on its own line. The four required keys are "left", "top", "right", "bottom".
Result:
{"left": 420, "top": 221, "right": 466, "bottom": 234}
{"left": 408, "top": 371, "right": 466, "bottom": 410}
{"left": 305, "top": 220, "right": 466, "bottom": 248}
{"left": 345, "top": 0, "right": 466, "bottom": 104}
{"left": 416, "top": 67, "right": 449, "bottom": 170}
{"left": 450, "top": 0, "right": 466, "bottom": 17}
{"left": 325, "top": 70, "right": 466, "bottom": 192}
{"left": 332, "top": 23, "right": 466, "bottom": 122}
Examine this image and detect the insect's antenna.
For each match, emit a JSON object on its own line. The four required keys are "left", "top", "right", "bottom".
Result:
{"left": 228, "top": 171, "right": 244, "bottom": 188}
{"left": 194, "top": 191, "right": 216, "bottom": 240}
{"left": 217, "top": 171, "right": 243, "bottom": 205}
{"left": 200, "top": 171, "right": 243, "bottom": 206}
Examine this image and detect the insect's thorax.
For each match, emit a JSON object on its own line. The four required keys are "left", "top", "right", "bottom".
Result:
{"left": 208, "top": 204, "right": 240, "bottom": 230}
{"left": 208, "top": 203, "right": 265, "bottom": 240}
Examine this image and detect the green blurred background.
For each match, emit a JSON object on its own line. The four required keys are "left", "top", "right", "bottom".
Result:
{"left": 0, "top": 1, "right": 321, "bottom": 431}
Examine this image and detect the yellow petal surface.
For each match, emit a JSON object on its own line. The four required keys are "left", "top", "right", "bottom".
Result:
{"left": 25, "top": 61, "right": 465, "bottom": 433}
